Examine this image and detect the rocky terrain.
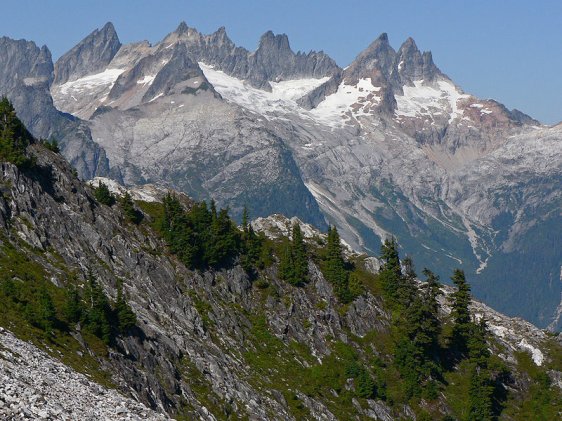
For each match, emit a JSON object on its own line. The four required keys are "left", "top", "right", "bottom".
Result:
{"left": 0, "top": 37, "right": 110, "bottom": 179}
{"left": 0, "top": 139, "right": 560, "bottom": 419}
{"left": 0, "top": 327, "right": 168, "bottom": 420}
{"left": 0, "top": 22, "right": 560, "bottom": 332}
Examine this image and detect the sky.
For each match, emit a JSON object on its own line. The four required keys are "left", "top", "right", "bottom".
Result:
{"left": 3, "top": 0, "right": 562, "bottom": 123}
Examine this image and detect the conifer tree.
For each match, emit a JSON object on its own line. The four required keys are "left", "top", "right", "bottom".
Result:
{"left": 279, "top": 241, "right": 294, "bottom": 283}
{"left": 242, "top": 205, "right": 249, "bottom": 232}
{"left": 83, "top": 274, "right": 112, "bottom": 344}
{"left": 64, "top": 284, "right": 83, "bottom": 324}
{"left": 325, "top": 226, "right": 351, "bottom": 302}
{"left": 121, "top": 192, "right": 141, "bottom": 224}
{"left": 380, "top": 237, "right": 401, "bottom": 275}
{"left": 240, "top": 206, "right": 264, "bottom": 274}
{"left": 116, "top": 280, "right": 136, "bottom": 333}
{"left": 379, "top": 237, "right": 402, "bottom": 303}
{"left": 420, "top": 268, "right": 442, "bottom": 355}
{"left": 36, "top": 285, "right": 56, "bottom": 332}
{"left": 348, "top": 272, "right": 364, "bottom": 297}
{"left": 450, "top": 269, "right": 472, "bottom": 353}
{"left": 94, "top": 181, "right": 115, "bottom": 206}
{"left": 398, "top": 255, "right": 417, "bottom": 306}
{"left": 291, "top": 223, "right": 308, "bottom": 286}
{"left": 356, "top": 370, "right": 376, "bottom": 398}
{"left": 0, "top": 97, "right": 33, "bottom": 167}
{"left": 468, "top": 367, "right": 495, "bottom": 421}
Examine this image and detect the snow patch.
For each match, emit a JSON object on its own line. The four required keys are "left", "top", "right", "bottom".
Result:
{"left": 395, "top": 80, "right": 469, "bottom": 123}
{"left": 200, "top": 62, "right": 327, "bottom": 115}
{"left": 518, "top": 338, "right": 544, "bottom": 366}
{"left": 200, "top": 62, "right": 383, "bottom": 127}
{"left": 89, "top": 177, "right": 163, "bottom": 203}
{"left": 137, "top": 75, "right": 156, "bottom": 86}
{"left": 310, "top": 79, "right": 381, "bottom": 126}
{"left": 59, "top": 68, "right": 125, "bottom": 96}
{"left": 149, "top": 93, "right": 164, "bottom": 103}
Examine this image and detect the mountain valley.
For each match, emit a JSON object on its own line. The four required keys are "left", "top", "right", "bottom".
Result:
{"left": 0, "top": 19, "right": 561, "bottom": 420}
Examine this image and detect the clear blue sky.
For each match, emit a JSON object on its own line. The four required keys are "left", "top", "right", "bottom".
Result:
{"left": 4, "top": 0, "right": 562, "bottom": 123}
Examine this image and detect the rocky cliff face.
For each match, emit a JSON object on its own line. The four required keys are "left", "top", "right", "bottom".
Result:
{"left": 0, "top": 37, "right": 110, "bottom": 179}
{"left": 53, "top": 22, "right": 122, "bottom": 85}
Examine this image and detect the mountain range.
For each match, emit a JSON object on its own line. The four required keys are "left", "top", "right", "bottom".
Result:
{"left": 0, "top": 22, "right": 560, "bottom": 331}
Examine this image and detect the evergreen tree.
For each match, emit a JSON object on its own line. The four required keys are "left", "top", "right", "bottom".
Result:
{"left": 205, "top": 207, "right": 239, "bottom": 267}
{"left": 121, "top": 192, "right": 141, "bottom": 224}
{"left": 348, "top": 272, "right": 364, "bottom": 297}
{"left": 420, "top": 268, "right": 442, "bottom": 356}
{"left": 468, "top": 318, "right": 491, "bottom": 367}
{"left": 324, "top": 226, "right": 352, "bottom": 302}
{"left": 380, "top": 237, "right": 401, "bottom": 275}
{"left": 0, "top": 97, "right": 33, "bottom": 167}
{"left": 64, "top": 284, "right": 83, "bottom": 324}
{"left": 450, "top": 269, "right": 472, "bottom": 354}
{"left": 291, "top": 223, "right": 308, "bottom": 286}
{"left": 379, "top": 237, "right": 402, "bottom": 303}
{"left": 116, "top": 280, "right": 136, "bottom": 333}
{"left": 94, "top": 181, "right": 115, "bottom": 206}
{"left": 240, "top": 207, "right": 264, "bottom": 275}
{"left": 36, "top": 285, "right": 56, "bottom": 332}
{"left": 468, "top": 366, "right": 495, "bottom": 421}
{"left": 356, "top": 370, "right": 376, "bottom": 398}
{"left": 83, "top": 274, "right": 112, "bottom": 344}
{"left": 393, "top": 267, "right": 443, "bottom": 398}
{"left": 397, "top": 255, "right": 417, "bottom": 307}
{"left": 160, "top": 195, "right": 242, "bottom": 269}
{"left": 42, "top": 138, "right": 60, "bottom": 153}
{"left": 241, "top": 205, "right": 249, "bottom": 232}
{"left": 279, "top": 241, "right": 295, "bottom": 284}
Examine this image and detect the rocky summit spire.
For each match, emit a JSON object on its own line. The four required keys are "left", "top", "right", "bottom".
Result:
{"left": 54, "top": 22, "right": 122, "bottom": 85}
{"left": 395, "top": 37, "right": 441, "bottom": 83}
{"left": 343, "top": 32, "right": 397, "bottom": 83}
{"left": 257, "top": 31, "right": 291, "bottom": 53}
{"left": 175, "top": 21, "right": 189, "bottom": 34}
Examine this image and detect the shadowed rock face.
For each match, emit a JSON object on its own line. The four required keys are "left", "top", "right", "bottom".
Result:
{"left": 0, "top": 37, "right": 110, "bottom": 179}
{"left": 53, "top": 22, "right": 122, "bottom": 85}
{"left": 394, "top": 37, "right": 441, "bottom": 85}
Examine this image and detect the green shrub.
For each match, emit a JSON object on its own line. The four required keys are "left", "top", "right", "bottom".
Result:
{"left": 93, "top": 181, "right": 115, "bottom": 206}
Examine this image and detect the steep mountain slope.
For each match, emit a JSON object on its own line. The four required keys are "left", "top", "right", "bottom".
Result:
{"left": 0, "top": 328, "right": 167, "bottom": 420}
{"left": 45, "top": 23, "right": 562, "bottom": 330}
{"left": 0, "top": 37, "right": 110, "bottom": 179}
{"left": 0, "top": 135, "right": 561, "bottom": 419}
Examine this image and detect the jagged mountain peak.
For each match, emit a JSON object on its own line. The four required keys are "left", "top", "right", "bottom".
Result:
{"left": 257, "top": 30, "right": 291, "bottom": 52}
{"left": 175, "top": 21, "right": 189, "bottom": 34}
{"left": 395, "top": 37, "right": 442, "bottom": 84}
{"left": 54, "top": 21, "right": 122, "bottom": 85}
{"left": 99, "top": 21, "right": 118, "bottom": 37}
{"left": 344, "top": 32, "right": 397, "bottom": 83}
{"left": 396, "top": 37, "right": 421, "bottom": 62}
